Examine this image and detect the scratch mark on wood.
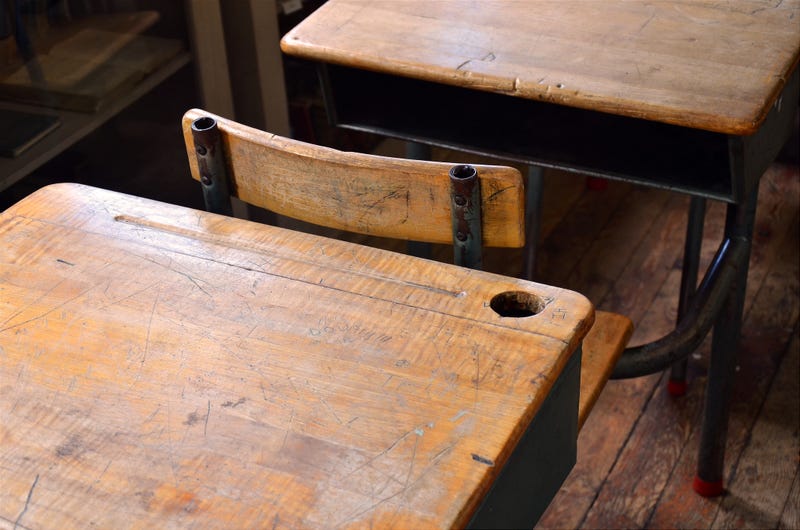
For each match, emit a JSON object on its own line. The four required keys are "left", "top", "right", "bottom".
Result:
{"left": 485, "top": 185, "right": 516, "bottom": 202}
{"left": 402, "top": 435, "right": 420, "bottom": 496}
{"left": 87, "top": 459, "right": 113, "bottom": 493}
{"left": 431, "top": 444, "right": 454, "bottom": 463}
{"left": 14, "top": 473, "right": 38, "bottom": 529}
{"left": 1, "top": 280, "right": 89, "bottom": 333}
{"left": 471, "top": 453, "right": 494, "bottom": 466}
{"left": 338, "top": 438, "right": 452, "bottom": 527}
{"left": 141, "top": 290, "right": 161, "bottom": 370}
{"left": 204, "top": 400, "right": 211, "bottom": 436}
{"left": 450, "top": 409, "right": 469, "bottom": 422}
{"left": 221, "top": 397, "right": 246, "bottom": 408}
{"left": 56, "top": 258, "right": 75, "bottom": 266}
{"left": 319, "top": 396, "right": 343, "bottom": 425}
{"left": 639, "top": 12, "right": 656, "bottom": 32}
{"left": 280, "top": 409, "right": 295, "bottom": 451}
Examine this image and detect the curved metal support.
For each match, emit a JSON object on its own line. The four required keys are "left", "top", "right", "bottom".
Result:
{"left": 611, "top": 235, "right": 749, "bottom": 379}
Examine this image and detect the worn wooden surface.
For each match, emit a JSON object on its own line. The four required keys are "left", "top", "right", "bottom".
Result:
{"left": 0, "top": 183, "right": 593, "bottom": 529}
{"left": 281, "top": 0, "right": 800, "bottom": 135}
{"left": 182, "top": 108, "right": 525, "bottom": 248}
{"left": 577, "top": 311, "right": 633, "bottom": 431}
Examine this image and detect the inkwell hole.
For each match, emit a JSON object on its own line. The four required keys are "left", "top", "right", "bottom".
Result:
{"left": 490, "top": 291, "right": 544, "bottom": 318}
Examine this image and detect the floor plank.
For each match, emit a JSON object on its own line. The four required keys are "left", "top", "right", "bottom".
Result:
{"left": 711, "top": 328, "right": 799, "bottom": 529}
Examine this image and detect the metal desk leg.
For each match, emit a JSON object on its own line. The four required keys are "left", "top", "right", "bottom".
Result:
{"left": 522, "top": 165, "right": 544, "bottom": 280}
{"left": 669, "top": 196, "right": 707, "bottom": 395}
{"left": 694, "top": 185, "right": 758, "bottom": 497}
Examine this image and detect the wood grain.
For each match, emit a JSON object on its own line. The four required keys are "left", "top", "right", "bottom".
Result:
{"left": 712, "top": 329, "right": 799, "bottom": 529}
{"left": 578, "top": 311, "right": 633, "bottom": 430}
{"left": 182, "top": 109, "right": 526, "bottom": 248}
{"left": 0, "top": 183, "right": 593, "bottom": 529}
{"left": 281, "top": 0, "right": 800, "bottom": 135}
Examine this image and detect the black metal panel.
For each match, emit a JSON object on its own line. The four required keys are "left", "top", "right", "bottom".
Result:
{"left": 730, "top": 67, "right": 800, "bottom": 202}
{"left": 467, "top": 348, "right": 580, "bottom": 529}
{"left": 321, "top": 64, "right": 736, "bottom": 201}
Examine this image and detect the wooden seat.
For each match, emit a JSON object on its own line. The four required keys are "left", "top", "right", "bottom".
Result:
{"left": 579, "top": 310, "right": 634, "bottom": 430}
{"left": 181, "top": 108, "right": 632, "bottom": 429}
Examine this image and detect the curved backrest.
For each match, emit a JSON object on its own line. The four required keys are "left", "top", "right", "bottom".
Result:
{"left": 182, "top": 109, "right": 525, "bottom": 265}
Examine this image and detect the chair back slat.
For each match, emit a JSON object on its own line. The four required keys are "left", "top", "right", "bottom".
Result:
{"left": 183, "top": 109, "right": 525, "bottom": 248}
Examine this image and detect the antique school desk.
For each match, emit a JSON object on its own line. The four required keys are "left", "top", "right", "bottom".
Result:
{"left": 281, "top": 0, "right": 800, "bottom": 495}
{"left": 0, "top": 184, "right": 593, "bottom": 528}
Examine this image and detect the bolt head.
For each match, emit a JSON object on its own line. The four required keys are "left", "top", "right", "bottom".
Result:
{"left": 196, "top": 145, "right": 207, "bottom": 156}
{"left": 454, "top": 195, "right": 466, "bottom": 206}
{"left": 456, "top": 231, "right": 468, "bottom": 241}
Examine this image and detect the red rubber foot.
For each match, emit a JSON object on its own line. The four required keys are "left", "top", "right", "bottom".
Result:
{"left": 667, "top": 379, "right": 688, "bottom": 396}
{"left": 693, "top": 476, "right": 724, "bottom": 497}
{"left": 586, "top": 177, "right": 608, "bottom": 190}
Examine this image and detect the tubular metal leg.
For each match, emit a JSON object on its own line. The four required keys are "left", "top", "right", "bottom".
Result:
{"left": 406, "top": 141, "right": 433, "bottom": 259}
{"left": 522, "top": 165, "right": 544, "bottom": 280}
{"left": 694, "top": 185, "right": 758, "bottom": 497}
{"left": 669, "top": 196, "right": 707, "bottom": 396}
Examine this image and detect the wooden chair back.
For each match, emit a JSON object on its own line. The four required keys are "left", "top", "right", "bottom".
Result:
{"left": 181, "top": 108, "right": 632, "bottom": 429}
{"left": 181, "top": 108, "right": 525, "bottom": 269}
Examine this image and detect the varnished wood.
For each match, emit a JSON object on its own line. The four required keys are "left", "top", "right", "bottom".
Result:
{"left": 281, "top": 0, "right": 800, "bottom": 135}
{"left": 182, "top": 108, "right": 525, "bottom": 247}
{"left": 578, "top": 311, "right": 633, "bottom": 431}
{"left": 0, "top": 183, "right": 592, "bottom": 528}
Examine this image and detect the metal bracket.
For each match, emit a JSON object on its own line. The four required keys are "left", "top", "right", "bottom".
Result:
{"left": 191, "top": 116, "right": 233, "bottom": 216}
{"left": 450, "top": 164, "right": 482, "bottom": 269}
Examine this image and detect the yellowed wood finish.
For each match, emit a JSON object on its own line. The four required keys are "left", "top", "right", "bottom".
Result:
{"left": 281, "top": 0, "right": 800, "bottom": 135}
{"left": 0, "top": 183, "right": 592, "bottom": 529}
{"left": 578, "top": 311, "right": 633, "bottom": 431}
{"left": 182, "top": 108, "right": 525, "bottom": 247}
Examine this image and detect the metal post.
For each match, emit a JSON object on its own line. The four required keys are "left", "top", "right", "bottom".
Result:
{"left": 450, "top": 164, "right": 482, "bottom": 269}
{"left": 191, "top": 116, "right": 233, "bottom": 216}
{"left": 694, "top": 184, "right": 758, "bottom": 497}
{"left": 522, "top": 165, "right": 544, "bottom": 280}
{"left": 669, "top": 196, "right": 707, "bottom": 395}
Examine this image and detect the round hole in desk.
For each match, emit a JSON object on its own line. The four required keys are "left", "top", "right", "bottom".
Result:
{"left": 489, "top": 291, "right": 544, "bottom": 318}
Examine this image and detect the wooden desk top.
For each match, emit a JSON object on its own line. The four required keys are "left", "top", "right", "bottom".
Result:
{"left": 281, "top": 0, "right": 800, "bottom": 135}
{"left": 0, "top": 184, "right": 592, "bottom": 528}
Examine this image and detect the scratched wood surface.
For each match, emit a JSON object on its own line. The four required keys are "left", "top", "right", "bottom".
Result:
{"left": 181, "top": 108, "right": 525, "bottom": 248}
{"left": 281, "top": 0, "right": 800, "bottom": 135}
{"left": 0, "top": 183, "right": 593, "bottom": 529}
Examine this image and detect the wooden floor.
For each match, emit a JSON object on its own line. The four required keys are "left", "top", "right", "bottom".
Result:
{"left": 524, "top": 161, "right": 799, "bottom": 530}
{"left": 2, "top": 87, "right": 797, "bottom": 527}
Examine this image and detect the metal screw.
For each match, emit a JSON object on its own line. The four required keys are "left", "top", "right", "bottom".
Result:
{"left": 196, "top": 145, "right": 207, "bottom": 156}
{"left": 454, "top": 195, "right": 466, "bottom": 206}
{"left": 201, "top": 175, "right": 212, "bottom": 185}
{"left": 456, "top": 231, "right": 468, "bottom": 241}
